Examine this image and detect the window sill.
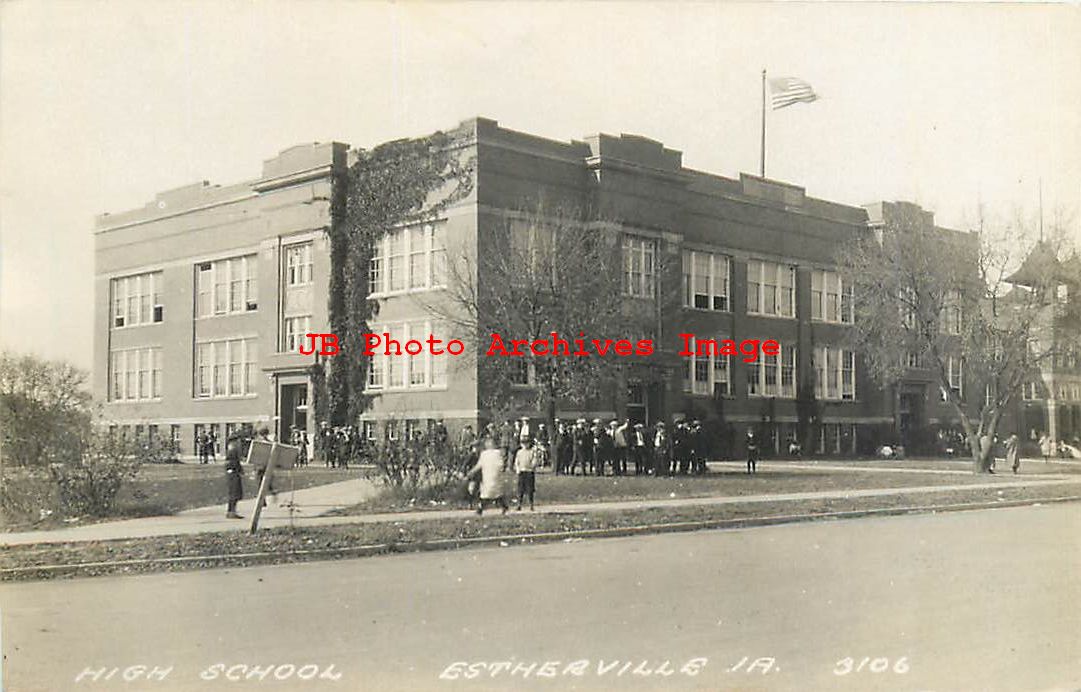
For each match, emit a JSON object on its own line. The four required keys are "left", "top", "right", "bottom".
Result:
{"left": 195, "top": 311, "right": 258, "bottom": 320}
{"left": 193, "top": 394, "right": 260, "bottom": 401}
{"left": 365, "top": 385, "right": 450, "bottom": 393}
{"left": 108, "top": 397, "right": 164, "bottom": 404}
{"left": 369, "top": 286, "right": 447, "bottom": 299}
{"left": 746, "top": 312, "right": 797, "bottom": 320}
{"left": 111, "top": 322, "right": 164, "bottom": 330}
{"left": 683, "top": 306, "right": 731, "bottom": 314}
{"left": 747, "top": 394, "right": 797, "bottom": 400}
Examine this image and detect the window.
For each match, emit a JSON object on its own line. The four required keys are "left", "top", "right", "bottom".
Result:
{"left": 682, "top": 336, "right": 731, "bottom": 396}
{"left": 194, "top": 337, "right": 258, "bottom": 398}
{"left": 408, "top": 328, "right": 427, "bottom": 386}
{"left": 368, "top": 245, "right": 383, "bottom": 295}
{"left": 509, "top": 219, "right": 558, "bottom": 278}
{"left": 408, "top": 227, "right": 427, "bottom": 290}
{"left": 283, "top": 315, "right": 312, "bottom": 353}
{"left": 386, "top": 324, "right": 405, "bottom": 388}
{"left": 510, "top": 359, "right": 536, "bottom": 387}
{"left": 841, "top": 350, "right": 855, "bottom": 400}
{"left": 815, "top": 346, "right": 857, "bottom": 400}
{"left": 747, "top": 260, "right": 796, "bottom": 317}
{"left": 622, "top": 236, "right": 656, "bottom": 299}
{"left": 365, "top": 321, "right": 449, "bottom": 391}
{"left": 1022, "top": 381, "right": 1039, "bottom": 401}
{"left": 285, "top": 243, "right": 313, "bottom": 286}
{"left": 841, "top": 282, "right": 854, "bottom": 325}
{"left": 817, "top": 423, "right": 857, "bottom": 455}
{"left": 941, "top": 290, "right": 963, "bottom": 335}
{"left": 905, "top": 351, "right": 923, "bottom": 368}
{"left": 109, "top": 347, "right": 163, "bottom": 401}
{"left": 111, "top": 271, "right": 164, "bottom": 327}
{"left": 944, "top": 356, "right": 964, "bottom": 400}
{"left": 362, "top": 420, "right": 376, "bottom": 441}
{"left": 170, "top": 425, "right": 181, "bottom": 455}
{"left": 682, "top": 251, "right": 730, "bottom": 311}
{"left": 195, "top": 255, "right": 258, "bottom": 317}
{"left": 899, "top": 286, "right": 917, "bottom": 329}
{"left": 985, "top": 383, "right": 996, "bottom": 409}
{"left": 369, "top": 223, "right": 446, "bottom": 295}
{"left": 367, "top": 348, "right": 384, "bottom": 389}
{"left": 811, "top": 270, "right": 853, "bottom": 323}
{"left": 781, "top": 345, "right": 797, "bottom": 397}
{"left": 386, "top": 231, "right": 405, "bottom": 292}
{"left": 746, "top": 343, "right": 797, "bottom": 398}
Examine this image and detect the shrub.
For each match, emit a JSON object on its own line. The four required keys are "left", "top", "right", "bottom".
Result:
{"left": 370, "top": 435, "right": 473, "bottom": 503}
{"left": 1, "top": 432, "right": 167, "bottom": 524}
{"left": 52, "top": 432, "right": 174, "bottom": 517}
{"left": 1, "top": 469, "right": 58, "bottom": 525}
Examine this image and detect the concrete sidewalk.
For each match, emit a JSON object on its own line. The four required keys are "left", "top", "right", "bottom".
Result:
{"left": 2, "top": 471, "right": 1075, "bottom": 547}
{"left": 0, "top": 477, "right": 381, "bottom": 547}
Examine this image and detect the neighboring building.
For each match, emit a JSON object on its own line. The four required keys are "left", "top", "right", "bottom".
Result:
{"left": 998, "top": 243, "right": 1081, "bottom": 450}
{"left": 94, "top": 117, "right": 980, "bottom": 458}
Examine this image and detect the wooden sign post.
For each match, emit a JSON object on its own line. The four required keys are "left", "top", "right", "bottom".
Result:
{"left": 246, "top": 440, "right": 299, "bottom": 534}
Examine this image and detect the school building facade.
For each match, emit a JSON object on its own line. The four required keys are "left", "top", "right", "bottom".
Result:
{"left": 93, "top": 117, "right": 980, "bottom": 458}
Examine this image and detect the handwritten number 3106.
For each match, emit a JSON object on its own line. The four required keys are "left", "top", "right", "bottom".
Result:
{"left": 834, "top": 657, "right": 909, "bottom": 675}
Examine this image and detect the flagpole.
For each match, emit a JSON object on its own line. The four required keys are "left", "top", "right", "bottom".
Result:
{"left": 760, "top": 69, "right": 766, "bottom": 177}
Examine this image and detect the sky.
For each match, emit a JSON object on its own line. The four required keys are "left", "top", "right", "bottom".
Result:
{"left": 2, "top": 1, "right": 1079, "bottom": 371}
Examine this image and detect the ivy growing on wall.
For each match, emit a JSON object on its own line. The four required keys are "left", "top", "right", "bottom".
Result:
{"left": 325, "top": 130, "right": 475, "bottom": 426}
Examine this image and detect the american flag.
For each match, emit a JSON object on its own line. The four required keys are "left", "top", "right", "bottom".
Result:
{"left": 768, "top": 77, "right": 817, "bottom": 110}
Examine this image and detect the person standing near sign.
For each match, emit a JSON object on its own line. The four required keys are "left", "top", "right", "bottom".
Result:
{"left": 254, "top": 427, "right": 278, "bottom": 506}
{"left": 225, "top": 438, "right": 244, "bottom": 519}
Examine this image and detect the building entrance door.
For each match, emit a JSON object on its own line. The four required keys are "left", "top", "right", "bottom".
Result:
{"left": 899, "top": 386, "right": 925, "bottom": 448}
{"left": 626, "top": 382, "right": 648, "bottom": 425}
{"left": 279, "top": 383, "right": 308, "bottom": 442}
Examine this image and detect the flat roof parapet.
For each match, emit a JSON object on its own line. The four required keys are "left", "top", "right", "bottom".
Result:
{"left": 585, "top": 132, "right": 683, "bottom": 173}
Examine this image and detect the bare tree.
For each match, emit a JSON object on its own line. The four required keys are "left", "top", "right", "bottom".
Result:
{"left": 434, "top": 203, "right": 663, "bottom": 433}
{"left": 838, "top": 204, "right": 1070, "bottom": 472}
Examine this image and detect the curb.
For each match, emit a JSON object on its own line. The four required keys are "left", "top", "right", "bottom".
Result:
{"left": 3, "top": 494, "right": 1078, "bottom": 580}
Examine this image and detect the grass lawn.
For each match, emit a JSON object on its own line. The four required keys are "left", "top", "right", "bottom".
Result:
{"left": 116, "top": 465, "right": 362, "bottom": 516}
{"left": 4, "top": 482, "right": 1078, "bottom": 582}
{"left": 345, "top": 466, "right": 1039, "bottom": 514}
{"left": 3, "top": 465, "right": 362, "bottom": 531}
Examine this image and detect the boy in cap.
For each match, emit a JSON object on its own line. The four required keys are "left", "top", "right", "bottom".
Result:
{"left": 514, "top": 437, "right": 539, "bottom": 511}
